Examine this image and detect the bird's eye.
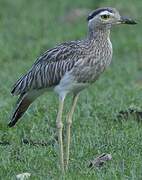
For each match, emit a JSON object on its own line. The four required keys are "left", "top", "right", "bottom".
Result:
{"left": 101, "top": 14, "right": 110, "bottom": 20}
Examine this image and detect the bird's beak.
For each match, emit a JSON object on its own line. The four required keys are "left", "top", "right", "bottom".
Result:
{"left": 119, "top": 16, "right": 137, "bottom": 25}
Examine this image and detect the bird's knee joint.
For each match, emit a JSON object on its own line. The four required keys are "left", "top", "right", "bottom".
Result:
{"left": 56, "top": 122, "right": 63, "bottom": 129}
{"left": 67, "top": 120, "right": 72, "bottom": 126}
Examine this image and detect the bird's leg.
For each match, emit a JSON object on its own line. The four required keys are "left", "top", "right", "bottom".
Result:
{"left": 65, "top": 93, "right": 79, "bottom": 170}
{"left": 56, "top": 96, "right": 65, "bottom": 173}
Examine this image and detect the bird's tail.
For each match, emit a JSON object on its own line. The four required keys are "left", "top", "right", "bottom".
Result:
{"left": 8, "top": 90, "right": 42, "bottom": 127}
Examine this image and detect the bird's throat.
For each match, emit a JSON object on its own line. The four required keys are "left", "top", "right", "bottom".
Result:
{"left": 88, "top": 27, "right": 110, "bottom": 41}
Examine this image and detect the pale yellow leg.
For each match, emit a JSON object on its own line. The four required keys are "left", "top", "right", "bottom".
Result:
{"left": 65, "top": 93, "right": 79, "bottom": 170}
{"left": 56, "top": 97, "right": 65, "bottom": 173}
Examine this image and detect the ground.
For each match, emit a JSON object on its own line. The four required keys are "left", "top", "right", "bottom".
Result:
{"left": 0, "top": 0, "right": 142, "bottom": 179}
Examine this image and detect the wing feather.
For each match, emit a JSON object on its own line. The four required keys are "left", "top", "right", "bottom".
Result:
{"left": 11, "top": 41, "right": 83, "bottom": 95}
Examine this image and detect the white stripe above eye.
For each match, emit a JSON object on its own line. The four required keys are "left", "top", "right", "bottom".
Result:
{"left": 99, "top": 11, "right": 113, "bottom": 16}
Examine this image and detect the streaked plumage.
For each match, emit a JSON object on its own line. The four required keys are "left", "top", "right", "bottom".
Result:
{"left": 8, "top": 7, "right": 136, "bottom": 172}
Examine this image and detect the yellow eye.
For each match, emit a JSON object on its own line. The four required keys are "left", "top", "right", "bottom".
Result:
{"left": 101, "top": 14, "right": 110, "bottom": 20}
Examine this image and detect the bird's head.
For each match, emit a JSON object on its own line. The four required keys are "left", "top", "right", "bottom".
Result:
{"left": 87, "top": 7, "right": 137, "bottom": 30}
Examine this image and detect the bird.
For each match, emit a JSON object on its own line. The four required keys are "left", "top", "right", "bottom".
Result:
{"left": 8, "top": 7, "right": 136, "bottom": 172}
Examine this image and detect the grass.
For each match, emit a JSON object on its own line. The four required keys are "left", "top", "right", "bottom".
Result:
{"left": 0, "top": 0, "right": 142, "bottom": 179}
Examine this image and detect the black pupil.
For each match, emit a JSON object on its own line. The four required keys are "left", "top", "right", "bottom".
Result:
{"left": 102, "top": 15, "right": 109, "bottom": 19}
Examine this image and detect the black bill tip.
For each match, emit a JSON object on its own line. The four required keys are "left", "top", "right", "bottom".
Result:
{"left": 120, "top": 16, "right": 137, "bottom": 25}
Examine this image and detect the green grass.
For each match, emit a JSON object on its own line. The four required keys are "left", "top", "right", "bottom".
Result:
{"left": 0, "top": 0, "right": 142, "bottom": 179}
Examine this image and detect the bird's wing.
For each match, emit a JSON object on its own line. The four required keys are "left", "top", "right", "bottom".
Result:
{"left": 11, "top": 41, "right": 83, "bottom": 95}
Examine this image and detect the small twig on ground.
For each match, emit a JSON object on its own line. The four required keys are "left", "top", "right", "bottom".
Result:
{"left": 89, "top": 153, "right": 112, "bottom": 168}
{"left": 22, "top": 137, "right": 57, "bottom": 147}
{"left": 0, "top": 141, "right": 10, "bottom": 146}
{"left": 117, "top": 108, "right": 142, "bottom": 122}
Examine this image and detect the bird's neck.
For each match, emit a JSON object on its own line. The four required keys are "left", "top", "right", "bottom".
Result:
{"left": 87, "top": 27, "right": 110, "bottom": 42}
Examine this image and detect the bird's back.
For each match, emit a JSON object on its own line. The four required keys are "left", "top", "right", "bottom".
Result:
{"left": 11, "top": 40, "right": 87, "bottom": 96}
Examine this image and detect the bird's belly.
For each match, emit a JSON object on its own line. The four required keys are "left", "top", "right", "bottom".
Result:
{"left": 54, "top": 53, "right": 112, "bottom": 97}
{"left": 54, "top": 72, "right": 88, "bottom": 97}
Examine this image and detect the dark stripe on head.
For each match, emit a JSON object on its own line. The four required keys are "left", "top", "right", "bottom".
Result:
{"left": 87, "top": 8, "right": 113, "bottom": 21}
